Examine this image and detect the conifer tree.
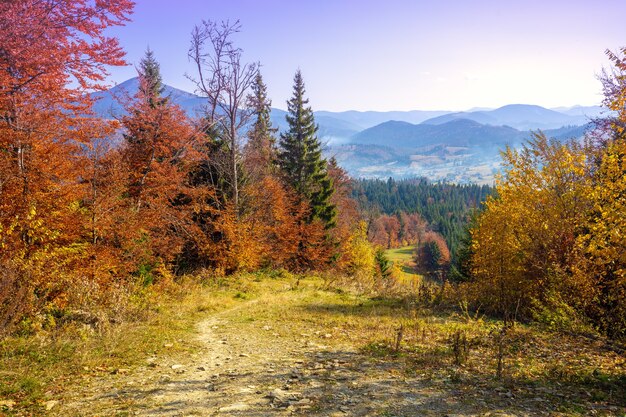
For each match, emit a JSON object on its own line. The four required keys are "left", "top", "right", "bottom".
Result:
{"left": 278, "top": 70, "right": 336, "bottom": 228}
{"left": 245, "top": 71, "right": 278, "bottom": 177}
{"left": 138, "top": 47, "right": 165, "bottom": 108}
{"left": 123, "top": 49, "right": 167, "bottom": 203}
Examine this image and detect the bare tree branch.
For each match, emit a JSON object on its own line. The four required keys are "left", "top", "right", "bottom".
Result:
{"left": 187, "top": 19, "right": 258, "bottom": 213}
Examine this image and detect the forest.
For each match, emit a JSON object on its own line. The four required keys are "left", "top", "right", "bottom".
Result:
{"left": 1, "top": 0, "right": 625, "bottom": 348}
{"left": 353, "top": 178, "right": 492, "bottom": 256}
{"left": 0, "top": 1, "right": 625, "bottom": 416}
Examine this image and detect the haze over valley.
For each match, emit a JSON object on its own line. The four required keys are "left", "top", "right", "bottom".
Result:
{"left": 93, "top": 77, "right": 601, "bottom": 184}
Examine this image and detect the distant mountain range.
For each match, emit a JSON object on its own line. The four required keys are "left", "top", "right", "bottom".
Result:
{"left": 330, "top": 120, "right": 591, "bottom": 184}
{"left": 90, "top": 78, "right": 604, "bottom": 184}
{"left": 350, "top": 119, "right": 590, "bottom": 149}
{"left": 353, "top": 119, "right": 524, "bottom": 148}
{"left": 420, "top": 104, "right": 600, "bottom": 130}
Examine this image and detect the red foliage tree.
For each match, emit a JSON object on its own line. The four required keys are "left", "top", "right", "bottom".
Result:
{"left": 0, "top": 0, "right": 133, "bottom": 330}
{"left": 399, "top": 212, "right": 427, "bottom": 246}
{"left": 368, "top": 215, "right": 401, "bottom": 248}
{"left": 117, "top": 73, "right": 200, "bottom": 277}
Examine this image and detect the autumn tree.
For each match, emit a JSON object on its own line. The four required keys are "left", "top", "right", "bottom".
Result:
{"left": 580, "top": 138, "right": 626, "bottom": 338}
{"left": 399, "top": 212, "right": 427, "bottom": 246}
{"left": 118, "top": 50, "right": 199, "bottom": 278}
{"left": 0, "top": 0, "right": 133, "bottom": 333}
{"left": 468, "top": 202, "right": 526, "bottom": 322}
{"left": 462, "top": 48, "right": 626, "bottom": 338}
{"left": 576, "top": 47, "right": 626, "bottom": 338}
{"left": 368, "top": 215, "right": 401, "bottom": 248}
{"left": 327, "top": 158, "right": 362, "bottom": 268}
{"left": 468, "top": 134, "right": 591, "bottom": 322}
{"left": 343, "top": 222, "right": 376, "bottom": 288}
{"left": 79, "top": 123, "right": 128, "bottom": 282}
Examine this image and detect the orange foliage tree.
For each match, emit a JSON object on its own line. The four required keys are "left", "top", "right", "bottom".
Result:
{"left": 327, "top": 158, "right": 361, "bottom": 270}
{"left": 368, "top": 212, "right": 426, "bottom": 249}
{"left": 115, "top": 58, "right": 200, "bottom": 282}
{"left": 369, "top": 215, "right": 401, "bottom": 248}
{"left": 0, "top": 0, "right": 133, "bottom": 331}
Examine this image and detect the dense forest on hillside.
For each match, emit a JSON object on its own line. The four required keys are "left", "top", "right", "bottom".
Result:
{"left": 352, "top": 178, "right": 492, "bottom": 257}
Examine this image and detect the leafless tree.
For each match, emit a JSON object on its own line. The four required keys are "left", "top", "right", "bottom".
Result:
{"left": 187, "top": 20, "right": 258, "bottom": 213}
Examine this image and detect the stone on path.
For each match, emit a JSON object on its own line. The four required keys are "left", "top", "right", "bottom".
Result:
{"left": 218, "top": 402, "right": 250, "bottom": 412}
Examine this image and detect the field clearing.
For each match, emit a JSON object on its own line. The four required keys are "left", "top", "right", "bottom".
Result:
{"left": 386, "top": 245, "right": 422, "bottom": 285}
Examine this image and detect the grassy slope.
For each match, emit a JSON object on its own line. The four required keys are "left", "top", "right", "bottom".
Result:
{"left": 385, "top": 246, "right": 422, "bottom": 284}
{"left": 1, "top": 273, "right": 625, "bottom": 416}
{"left": 0, "top": 279, "right": 245, "bottom": 415}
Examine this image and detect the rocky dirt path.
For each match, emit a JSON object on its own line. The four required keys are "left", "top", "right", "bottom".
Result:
{"left": 53, "top": 287, "right": 601, "bottom": 417}
{"left": 55, "top": 294, "right": 451, "bottom": 416}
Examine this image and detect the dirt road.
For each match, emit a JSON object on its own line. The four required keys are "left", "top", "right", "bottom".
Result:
{"left": 53, "top": 283, "right": 623, "bottom": 417}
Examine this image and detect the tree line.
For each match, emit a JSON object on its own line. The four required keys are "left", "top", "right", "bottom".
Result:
{"left": 0, "top": 5, "right": 374, "bottom": 335}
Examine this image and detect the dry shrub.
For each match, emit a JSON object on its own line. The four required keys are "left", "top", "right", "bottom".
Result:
{"left": 0, "top": 262, "right": 34, "bottom": 337}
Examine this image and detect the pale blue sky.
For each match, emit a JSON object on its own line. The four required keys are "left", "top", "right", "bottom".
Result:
{"left": 105, "top": 0, "right": 626, "bottom": 111}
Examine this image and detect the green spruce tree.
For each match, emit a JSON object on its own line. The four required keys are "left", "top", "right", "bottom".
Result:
{"left": 278, "top": 70, "right": 336, "bottom": 228}
{"left": 137, "top": 47, "right": 166, "bottom": 108}
{"left": 245, "top": 71, "right": 278, "bottom": 177}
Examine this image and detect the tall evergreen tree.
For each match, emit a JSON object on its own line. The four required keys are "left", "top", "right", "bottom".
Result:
{"left": 278, "top": 70, "right": 336, "bottom": 228}
{"left": 124, "top": 49, "right": 166, "bottom": 156}
{"left": 245, "top": 71, "right": 278, "bottom": 177}
{"left": 137, "top": 47, "right": 166, "bottom": 108}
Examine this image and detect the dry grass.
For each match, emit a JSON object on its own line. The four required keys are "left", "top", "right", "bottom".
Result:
{"left": 218, "top": 276, "right": 626, "bottom": 415}
{"left": 0, "top": 275, "right": 249, "bottom": 416}
{"left": 0, "top": 272, "right": 624, "bottom": 416}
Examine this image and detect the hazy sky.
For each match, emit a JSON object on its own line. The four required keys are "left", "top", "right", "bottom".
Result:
{"left": 105, "top": 0, "right": 626, "bottom": 111}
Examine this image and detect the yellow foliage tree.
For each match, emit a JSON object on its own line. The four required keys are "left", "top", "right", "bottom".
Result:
{"left": 576, "top": 47, "right": 626, "bottom": 338}
{"left": 579, "top": 139, "right": 626, "bottom": 338}
{"left": 345, "top": 221, "right": 376, "bottom": 281}
{"left": 470, "top": 133, "right": 592, "bottom": 322}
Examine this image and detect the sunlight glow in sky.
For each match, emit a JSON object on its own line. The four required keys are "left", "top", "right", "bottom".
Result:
{"left": 106, "top": 0, "right": 626, "bottom": 111}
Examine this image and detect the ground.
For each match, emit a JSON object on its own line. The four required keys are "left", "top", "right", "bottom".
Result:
{"left": 36, "top": 275, "right": 624, "bottom": 417}
{"left": 41, "top": 279, "right": 626, "bottom": 416}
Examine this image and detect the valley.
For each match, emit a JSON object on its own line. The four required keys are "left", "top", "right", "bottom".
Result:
{"left": 91, "top": 79, "right": 601, "bottom": 184}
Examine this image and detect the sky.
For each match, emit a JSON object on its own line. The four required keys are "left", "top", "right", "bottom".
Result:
{"left": 105, "top": 0, "right": 626, "bottom": 112}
